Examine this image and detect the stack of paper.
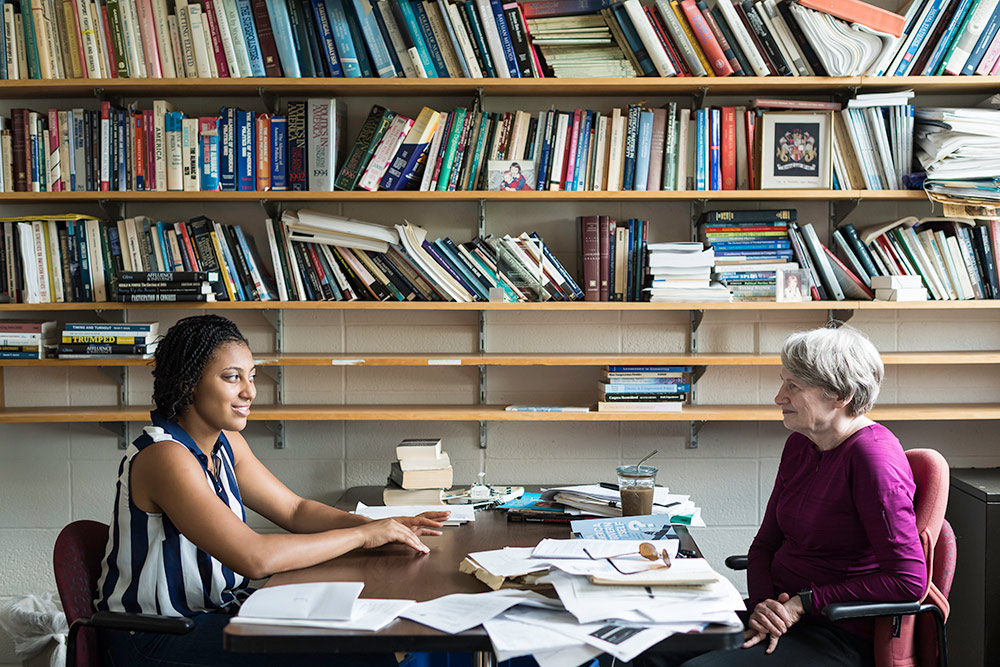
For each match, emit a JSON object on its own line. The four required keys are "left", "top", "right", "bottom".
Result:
{"left": 539, "top": 484, "right": 704, "bottom": 525}
{"left": 644, "top": 243, "right": 732, "bottom": 303}
{"left": 916, "top": 108, "right": 1000, "bottom": 183}
{"left": 353, "top": 502, "right": 474, "bottom": 526}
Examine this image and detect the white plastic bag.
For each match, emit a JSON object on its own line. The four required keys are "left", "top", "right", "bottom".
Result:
{"left": 0, "top": 593, "right": 68, "bottom": 667}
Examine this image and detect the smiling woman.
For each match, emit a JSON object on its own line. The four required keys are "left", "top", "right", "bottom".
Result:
{"left": 637, "top": 325, "right": 925, "bottom": 667}
{"left": 92, "top": 315, "right": 449, "bottom": 667}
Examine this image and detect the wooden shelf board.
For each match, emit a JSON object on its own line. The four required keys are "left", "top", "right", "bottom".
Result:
{"left": 0, "top": 190, "right": 928, "bottom": 203}
{"left": 1, "top": 403, "right": 997, "bottom": 423}
{"left": 3, "top": 77, "right": 999, "bottom": 99}
{"left": 7, "top": 351, "right": 999, "bottom": 368}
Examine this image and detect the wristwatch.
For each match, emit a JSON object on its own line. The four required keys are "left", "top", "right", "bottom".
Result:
{"left": 798, "top": 588, "right": 813, "bottom": 615}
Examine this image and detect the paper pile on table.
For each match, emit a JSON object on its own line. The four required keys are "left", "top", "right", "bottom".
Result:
{"left": 540, "top": 484, "right": 705, "bottom": 526}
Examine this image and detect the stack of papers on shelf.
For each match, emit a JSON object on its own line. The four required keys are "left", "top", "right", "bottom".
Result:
{"left": 644, "top": 243, "right": 732, "bottom": 303}
{"left": 353, "top": 502, "right": 474, "bottom": 525}
{"left": 916, "top": 108, "right": 1000, "bottom": 182}
{"left": 538, "top": 485, "right": 704, "bottom": 525}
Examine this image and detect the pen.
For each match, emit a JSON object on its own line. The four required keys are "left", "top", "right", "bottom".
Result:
{"left": 599, "top": 482, "right": 619, "bottom": 491}
{"left": 606, "top": 500, "right": 682, "bottom": 509}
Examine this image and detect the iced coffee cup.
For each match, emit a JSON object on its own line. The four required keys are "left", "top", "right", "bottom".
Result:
{"left": 616, "top": 464, "right": 657, "bottom": 516}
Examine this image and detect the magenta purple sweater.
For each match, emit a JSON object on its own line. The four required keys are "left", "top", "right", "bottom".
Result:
{"left": 747, "top": 424, "right": 927, "bottom": 639}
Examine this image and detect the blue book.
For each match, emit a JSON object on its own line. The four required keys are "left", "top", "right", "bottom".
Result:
{"left": 75, "top": 221, "right": 92, "bottom": 301}
{"left": 397, "top": 0, "right": 438, "bottom": 76}
{"left": 65, "top": 322, "right": 158, "bottom": 332}
{"left": 710, "top": 107, "right": 720, "bottom": 190}
{"left": 265, "top": 0, "right": 303, "bottom": 77}
{"left": 422, "top": 240, "right": 479, "bottom": 299}
{"left": 634, "top": 110, "right": 653, "bottom": 192}
{"left": 695, "top": 109, "right": 707, "bottom": 191}
{"left": 712, "top": 241, "right": 791, "bottom": 250}
{"left": 436, "top": 238, "right": 490, "bottom": 298}
{"left": 0, "top": 5, "right": 6, "bottom": 79}
{"left": 116, "top": 109, "right": 127, "bottom": 191}
{"left": 486, "top": 0, "right": 520, "bottom": 77}
{"left": 529, "top": 231, "right": 584, "bottom": 299}
{"left": 574, "top": 110, "right": 594, "bottom": 190}
{"left": 462, "top": 0, "right": 496, "bottom": 76}
{"left": 607, "top": 365, "right": 692, "bottom": 372}
{"left": 610, "top": 2, "right": 655, "bottom": 76}
{"left": 199, "top": 117, "right": 220, "bottom": 191}
{"left": 236, "top": 0, "right": 267, "bottom": 77}
{"left": 603, "top": 383, "right": 691, "bottom": 393}
{"left": 235, "top": 110, "right": 255, "bottom": 192}
{"left": 217, "top": 108, "right": 236, "bottom": 191}
{"left": 154, "top": 222, "right": 171, "bottom": 269}
{"left": 349, "top": 0, "right": 395, "bottom": 76}
{"left": 271, "top": 116, "right": 288, "bottom": 191}
{"left": 895, "top": 0, "right": 946, "bottom": 75}
{"left": 411, "top": 0, "right": 451, "bottom": 76}
{"left": 961, "top": 2, "right": 1000, "bottom": 74}
{"left": 343, "top": 0, "right": 375, "bottom": 76}
{"left": 626, "top": 219, "right": 636, "bottom": 298}
{"left": 234, "top": 226, "right": 273, "bottom": 300}
{"left": 570, "top": 514, "right": 679, "bottom": 540}
{"left": 324, "top": 0, "right": 362, "bottom": 76}
{"left": 210, "top": 223, "right": 246, "bottom": 301}
{"left": 20, "top": 0, "right": 41, "bottom": 78}
{"left": 436, "top": 0, "right": 470, "bottom": 76}
{"left": 381, "top": 109, "right": 440, "bottom": 190}
{"left": 309, "top": 0, "right": 344, "bottom": 76}
{"left": 286, "top": 0, "right": 318, "bottom": 76}
{"left": 922, "top": 0, "right": 975, "bottom": 74}
{"left": 535, "top": 110, "right": 554, "bottom": 190}
{"left": 369, "top": 0, "right": 405, "bottom": 75}
{"left": 622, "top": 105, "right": 640, "bottom": 191}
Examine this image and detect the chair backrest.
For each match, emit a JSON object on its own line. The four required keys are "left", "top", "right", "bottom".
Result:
{"left": 874, "top": 448, "right": 951, "bottom": 667}
{"left": 53, "top": 520, "right": 109, "bottom": 667}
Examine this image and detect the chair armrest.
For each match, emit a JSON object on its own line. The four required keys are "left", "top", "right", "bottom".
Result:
{"left": 725, "top": 555, "right": 748, "bottom": 571}
{"left": 822, "top": 601, "right": 921, "bottom": 622}
{"left": 78, "top": 611, "right": 196, "bottom": 635}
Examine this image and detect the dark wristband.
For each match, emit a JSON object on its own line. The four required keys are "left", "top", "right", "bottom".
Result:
{"left": 798, "top": 588, "right": 813, "bottom": 615}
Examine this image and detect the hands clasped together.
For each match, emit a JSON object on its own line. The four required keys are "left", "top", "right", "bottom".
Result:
{"left": 356, "top": 511, "right": 452, "bottom": 554}
{"left": 742, "top": 593, "right": 806, "bottom": 654}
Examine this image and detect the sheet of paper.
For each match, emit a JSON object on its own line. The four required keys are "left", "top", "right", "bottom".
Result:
{"left": 588, "top": 558, "right": 719, "bottom": 586}
{"left": 545, "top": 570, "right": 664, "bottom": 624}
{"left": 468, "top": 547, "right": 549, "bottom": 577}
{"left": 237, "top": 582, "right": 363, "bottom": 621}
{"left": 483, "top": 614, "right": 587, "bottom": 661}
{"left": 532, "top": 539, "right": 679, "bottom": 560}
{"left": 399, "top": 589, "right": 542, "bottom": 634}
{"left": 230, "top": 599, "right": 415, "bottom": 632}
{"left": 354, "top": 502, "right": 475, "bottom": 524}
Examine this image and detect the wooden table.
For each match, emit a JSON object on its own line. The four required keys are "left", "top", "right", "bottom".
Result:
{"left": 224, "top": 487, "right": 744, "bottom": 661}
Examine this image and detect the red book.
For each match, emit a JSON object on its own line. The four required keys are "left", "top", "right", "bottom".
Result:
{"left": 47, "top": 109, "right": 61, "bottom": 192}
{"left": 256, "top": 113, "right": 272, "bottom": 191}
{"left": 250, "top": 0, "right": 284, "bottom": 76}
{"left": 745, "top": 109, "right": 755, "bottom": 190}
{"left": 721, "top": 106, "right": 735, "bottom": 191}
{"left": 100, "top": 101, "right": 111, "bottom": 192}
{"left": 823, "top": 244, "right": 874, "bottom": 299}
{"left": 680, "top": 0, "right": 733, "bottom": 76}
{"left": 563, "top": 109, "right": 581, "bottom": 190}
{"left": 798, "top": 0, "right": 904, "bottom": 37}
{"left": 143, "top": 109, "right": 155, "bottom": 189}
{"left": 599, "top": 215, "right": 610, "bottom": 301}
{"left": 176, "top": 222, "right": 201, "bottom": 270}
{"left": 133, "top": 111, "right": 145, "bottom": 191}
{"left": 202, "top": 0, "right": 232, "bottom": 77}
{"left": 645, "top": 6, "right": 687, "bottom": 76}
{"left": 580, "top": 215, "right": 600, "bottom": 302}
{"left": 99, "top": 4, "right": 118, "bottom": 78}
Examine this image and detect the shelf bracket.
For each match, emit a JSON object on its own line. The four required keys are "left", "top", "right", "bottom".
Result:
{"left": 99, "top": 421, "right": 128, "bottom": 450}
{"left": 830, "top": 199, "right": 860, "bottom": 227}
{"left": 92, "top": 88, "right": 124, "bottom": 108}
{"left": 690, "top": 199, "right": 708, "bottom": 233}
{"left": 828, "top": 309, "right": 854, "bottom": 325}
{"left": 98, "top": 366, "right": 128, "bottom": 405}
{"left": 833, "top": 85, "right": 861, "bottom": 108}
{"left": 260, "top": 199, "right": 283, "bottom": 222}
{"left": 264, "top": 420, "right": 286, "bottom": 450}
{"left": 93, "top": 309, "right": 126, "bottom": 323}
{"left": 474, "top": 86, "right": 485, "bottom": 110}
{"left": 478, "top": 311, "right": 487, "bottom": 449}
{"left": 694, "top": 86, "right": 709, "bottom": 109}
{"left": 687, "top": 421, "right": 706, "bottom": 450}
{"left": 258, "top": 88, "right": 281, "bottom": 115}
{"left": 477, "top": 199, "right": 486, "bottom": 238}
{"left": 691, "top": 365, "right": 706, "bottom": 384}
{"left": 690, "top": 310, "right": 704, "bottom": 352}
{"left": 98, "top": 199, "right": 125, "bottom": 220}
{"left": 261, "top": 308, "right": 283, "bottom": 337}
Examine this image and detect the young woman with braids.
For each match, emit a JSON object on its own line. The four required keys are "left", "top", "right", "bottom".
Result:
{"left": 94, "top": 314, "right": 448, "bottom": 666}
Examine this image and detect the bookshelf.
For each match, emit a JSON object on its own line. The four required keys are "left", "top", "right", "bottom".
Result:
{"left": 1, "top": 77, "right": 999, "bottom": 441}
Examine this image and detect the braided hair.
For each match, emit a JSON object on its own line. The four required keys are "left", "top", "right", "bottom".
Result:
{"left": 152, "top": 315, "right": 249, "bottom": 420}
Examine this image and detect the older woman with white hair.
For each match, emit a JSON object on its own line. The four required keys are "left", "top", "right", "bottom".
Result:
{"left": 639, "top": 324, "right": 927, "bottom": 667}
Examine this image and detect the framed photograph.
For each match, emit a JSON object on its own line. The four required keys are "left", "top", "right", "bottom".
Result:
{"left": 775, "top": 268, "right": 810, "bottom": 302}
{"left": 488, "top": 160, "right": 536, "bottom": 191}
{"left": 759, "top": 112, "right": 832, "bottom": 189}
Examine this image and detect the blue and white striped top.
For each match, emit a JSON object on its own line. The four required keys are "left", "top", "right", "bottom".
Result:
{"left": 94, "top": 411, "right": 250, "bottom": 617}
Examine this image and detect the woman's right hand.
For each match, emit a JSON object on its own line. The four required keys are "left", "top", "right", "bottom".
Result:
{"left": 354, "top": 518, "right": 431, "bottom": 554}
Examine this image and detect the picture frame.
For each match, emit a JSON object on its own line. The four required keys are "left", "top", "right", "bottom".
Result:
{"left": 775, "top": 268, "right": 810, "bottom": 302}
{"left": 487, "top": 160, "right": 536, "bottom": 191}
{"left": 759, "top": 112, "right": 833, "bottom": 190}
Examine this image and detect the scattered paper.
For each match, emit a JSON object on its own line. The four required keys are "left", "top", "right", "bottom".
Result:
{"left": 532, "top": 538, "right": 679, "bottom": 560}
{"left": 483, "top": 614, "right": 602, "bottom": 667}
{"left": 354, "top": 502, "right": 474, "bottom": 524}
{"left": 230, "top": 599, "right": 415, "bottom": 632}
{"left": 237, "top": 582, "right": 363, "bottom": 621}
{"left": 400, "top": 589, "right": 545, "bottom": 634}
{"left": 468, "top": 547, "right": 550, "bottom": 577}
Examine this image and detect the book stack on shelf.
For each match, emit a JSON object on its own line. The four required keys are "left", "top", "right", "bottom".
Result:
{"left": 871, "top": 275, "right": 928, "bottom": 302}
{"left": 596, "top": 365, "right": 691, "bottom": 412}
{"left": 579, "top": 215, "right": 652, "bottom": 301}
{"left": 116, "top": 270, "right": 219, "bottom": 303}
{"left": 383, "top": 438, "right": 453, "bottom": 506}
{"left": 526, "top": 12, "right": 637, "bottom": 77}
{"left": 644, "top": 241, "right": 730, "bottom": 302}
{"left": 57, "top": 321, "right": 160, "bottom": 359}
{"left": 0, "top": 320, "right": 57, "bottom": 359}
{"left": 0, "top": 100, "right": 345, "bottom": 193}
{"left": 702, "top": 208, "right": 794, "bottom": 301}
{"left": 917, "top": 107, "right": 1000, "bottom": 208}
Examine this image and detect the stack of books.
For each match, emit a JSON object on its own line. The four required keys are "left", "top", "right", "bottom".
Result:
{"left": 57, "top": 321, "right": 159, "bottom": 359}
{"left": 644, "top": 241, "right": 729, "bottom": 302}
{"left": 527, "top": 13, "right": 637, "bottom": 77}
{"left": 597, "top": 365, "right": 691, "bottom": 412}
{"left": 383, "top": 438, "right": 454, "bottom": 506}
{"left": 0, "top": 320, "right": 57, "bottom": 359}
{"left": 117, "top": 271, "right": 217, "bottom": 303}
{"left": 579, "top": 216, "right": 650, "bottom": 301}
{"left": 871, "top": 275, "right": 929, "bottom": 302}
{"left": 703, "top": 209, "right": 795, "bottom": 301}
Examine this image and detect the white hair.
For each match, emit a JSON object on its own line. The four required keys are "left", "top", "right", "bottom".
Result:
{"left": 781, "top": 324, "right": 884, "bottom": 416}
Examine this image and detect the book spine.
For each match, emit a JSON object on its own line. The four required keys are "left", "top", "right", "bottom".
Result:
{"left": 287, "top": 99, "right": 307, "bottom": 190}
{"left": 235, "top": 0, "right": 266, "bottom": 76}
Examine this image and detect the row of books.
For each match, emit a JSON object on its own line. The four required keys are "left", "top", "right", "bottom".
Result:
{"left": 0, "top": 99, "right": 346, "bottom": 193}
{"left": 579, "top": 215, "right": 652, "bottom": 301}
{"left": 0, "top": 318, "right": 57, "bottom": 358}
{"left": 596, "top": 365, "right": 689, "bottom": 412}
{"left": 0, "top": 319, "right": 161, "bottom": 358}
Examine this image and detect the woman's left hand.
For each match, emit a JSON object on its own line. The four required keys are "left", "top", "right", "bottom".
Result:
{"left": 392, "top": 511, "right": 450, "bottom": 536}
{"left": 742, "top": 592, "right": 806, "bottom": 654}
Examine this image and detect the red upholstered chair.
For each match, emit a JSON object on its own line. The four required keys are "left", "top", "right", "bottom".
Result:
{"left": 53, "top": 520, "right": 194, "bottom": 667}
{"left": 727, "top": 448, "right": 954, "bottom": 667}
